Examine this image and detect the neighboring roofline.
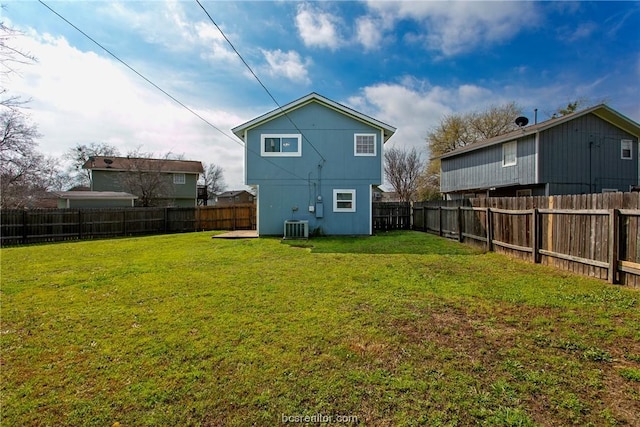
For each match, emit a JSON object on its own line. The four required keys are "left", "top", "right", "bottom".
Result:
{"left": 217, "top": 190, "right": 252, "bottom": 197}
{"left": 439, "top": 104, "right": 640, "bottom": 160}
{"left": 82, "top": 156, "right": 204, "bottom": 173}
{"left": 54, "top": 191, "right": 138, "bottom": 200}
{"left": 231, "top": 92, "right": 397, "bottom": 142}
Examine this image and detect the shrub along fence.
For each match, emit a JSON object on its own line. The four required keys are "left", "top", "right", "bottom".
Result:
{"left": 414, "top": 193, "right": 640, "bottom": 288}
{"left": 0, "top": 204, "right": 256, "bottom": 246}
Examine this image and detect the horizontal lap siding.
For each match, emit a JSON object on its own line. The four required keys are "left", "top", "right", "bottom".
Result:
{"left": 441, "top": 135, "right": 536, "bottom": 193}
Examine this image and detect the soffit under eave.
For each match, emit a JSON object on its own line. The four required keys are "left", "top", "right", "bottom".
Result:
{"left": 592, "top": 109, "right": 640, "bottom": 139}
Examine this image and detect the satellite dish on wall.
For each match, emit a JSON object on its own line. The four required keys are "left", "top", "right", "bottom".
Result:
{"left": 515, "top": 116, "right": 529, "bottom": 127}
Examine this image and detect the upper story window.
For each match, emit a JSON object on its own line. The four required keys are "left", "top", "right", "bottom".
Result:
{"left": 173, "top": 173, "right": 186, "bottom": 184}
{"left": 621, "top": 139, "right": 633, "bottom": 160}
{"left": 261, "top": 134, "right": 302, "bottom": 157}
{"left": 333, "top": 189, "right": 356, "bottom": 212}
{"left": 354, "top": 134, "right": 376, "bottom": 156}
{"left": 502, "top": 141, "right": 517, "bottom": 167}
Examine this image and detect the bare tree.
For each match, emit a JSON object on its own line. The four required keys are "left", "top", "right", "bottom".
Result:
{"left": 200, "top": 163, "right": 225, "bottom": 197}
{"left": 1, "top": 14, "right": 37, "bottom": 109}
{"left": 0, "top": 10, "right": 64, "bottom": 207}
{"left": 117, "top": 150, "right": 175, "bottom": 207}
{"left": 0, "top": 109, "right": 60, "bottom": 207}
{"left": 384, "top": 146, "right": 423, "bottom": 203}
{"left": 65, "top": 142, "right": 120, "bottom": 187}
{"left": 423, "top": 102, "right": 522, "bottom": 199}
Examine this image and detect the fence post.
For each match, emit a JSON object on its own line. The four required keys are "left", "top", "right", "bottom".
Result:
{"left": 487, "top": 208, "right": 493, "bottom": 252}
{"left": 78, "top": 210, "right": 83, "bottom": 240}
{"left": 233, "top": 206, "right": 237, "bottom": 230}
{"left": 164, "top": 208, "right": 168, "bottom": 233}
{"left": 22, "top": 209, "right": 28, "bottom": 244}
{"left": 532, "top": 208, "right": 539, "bottom": 263}
{"left": 122, "top": 210, "right": 127, "bottom": 236}
{"left": 457, "top": 207, "right": 463, "bottom": 242}
{"left": 608, "top": 209, "right": 619, "bottom": 284}
{"left": 439, "top": 207, "right": 443, "bottom": 237}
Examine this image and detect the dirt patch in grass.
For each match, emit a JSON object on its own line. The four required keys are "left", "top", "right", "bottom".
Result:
{"left": 388, "top": 300, "right": 640, "bottom": 426}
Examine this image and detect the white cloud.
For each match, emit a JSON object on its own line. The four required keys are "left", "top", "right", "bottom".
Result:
{"left": 366, "top": 1, "right": 540, "bottom": 56}
{"left": 295, "top": 3, "right": 343, "bottom": 50}
{"left": 261, "top": 49, "right": 312, "bottom": 85}
{"left": 557, "top": 22, "right": 599, "bottom": 43}
{"left": 104, "top": 1, "right": 239, "bottom": 66}
{"left": 7, "top": 31, "right": 248, "bottom": 189}
{"left": 457, "top": 85, "right": 492, "bottom": 105}
{"left": 347, "top": 83, "right": 452, "bottom": 160}
{"left": 355, "top": 16, "right": 383, "bottom": 51}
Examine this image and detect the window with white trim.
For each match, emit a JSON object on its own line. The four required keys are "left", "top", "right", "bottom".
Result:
{"left": 502, "top": 141, "right": 517, "bottom": 166}
{"left": 354, "top": 134, "right": 376, "bottom": 156}
{"left": 261, "top": 134, "right": 301, "bottom": 157}
{"left": 333, "top": 189, "right": 356, "bottom": 212}
{"left": 621, "top": 139, "right": 633, "bottom": 160}
{"left": 173, "top": 173, "right": 186, "bottom": 184}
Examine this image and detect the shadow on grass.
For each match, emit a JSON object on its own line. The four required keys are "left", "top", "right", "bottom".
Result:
{"left": 281, "top": 230, "right": 485, "bottom": 255}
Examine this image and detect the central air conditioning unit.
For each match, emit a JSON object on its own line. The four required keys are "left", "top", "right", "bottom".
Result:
{"left": 284, "top": 220, "right": 309, "bottom": 240}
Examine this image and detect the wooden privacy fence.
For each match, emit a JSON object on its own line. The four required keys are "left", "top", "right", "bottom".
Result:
{"left": 414, "top": 193, "right": 640, "bottom": 288}
{"left": 0, "top": 204, "right": 256, "bottom": 246}
{"left": 372, "top": 202, "right": 411, "bottom": 231}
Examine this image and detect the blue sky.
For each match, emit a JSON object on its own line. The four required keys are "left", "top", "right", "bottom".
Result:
{"left": 4, "top": 1, "right": 640, "bottom": 189}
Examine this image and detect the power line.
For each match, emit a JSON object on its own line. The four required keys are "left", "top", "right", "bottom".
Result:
{"left": 194, "top": 0, "right": 327, "bottom": 162}
{"left": 38, "top": 0, "right": 314, "bottom": 183}
{"left": 37, "top": 0, "right": 239, "bottom": 144}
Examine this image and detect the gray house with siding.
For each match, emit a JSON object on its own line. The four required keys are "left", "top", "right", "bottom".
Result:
{"left": 83, "top": 156, "right": 204, "bottom": 207}
{"left": 439, "top": 104, "right": 640, "bottom": 198}
{"left": 232, "top": 92, "right": 396, "bottom": 236}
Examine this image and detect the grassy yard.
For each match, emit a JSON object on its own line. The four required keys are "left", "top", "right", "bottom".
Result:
{"left": 1, "top": 231, "right": 639, "bottom": 426}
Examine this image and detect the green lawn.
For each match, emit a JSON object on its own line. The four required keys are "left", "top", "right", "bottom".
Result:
{"left": 1, "top": 231, "right": 639, "bottom": 426}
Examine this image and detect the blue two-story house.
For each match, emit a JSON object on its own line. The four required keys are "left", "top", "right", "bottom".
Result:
{"left": 232, "top": 93, "right": 396, "bottom": 236}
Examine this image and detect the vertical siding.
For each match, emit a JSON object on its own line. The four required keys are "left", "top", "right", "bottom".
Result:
{"left": 246, "top": 102, "right": 383, "bottom": 184}
{"left": 256, "top": 181, "right": 372, "bottom": 235}
{"left": 539, "top": 113, "right": 638, "bottom": 194}
{"left": 246, "top": 100, "right": 385, "bottom": 235}
{"left": 441, "top": 135, "right": 536, "bottom": 193}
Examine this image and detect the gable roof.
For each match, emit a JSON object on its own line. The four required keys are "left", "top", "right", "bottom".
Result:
{"left": 440, "top": 104, "right": 640, "bottom": 160}
{"left": 82, "top": 156, "right": 204, "bottom": 174}
{"left": 232, "top": 92, "right": 397, "bottom": 142}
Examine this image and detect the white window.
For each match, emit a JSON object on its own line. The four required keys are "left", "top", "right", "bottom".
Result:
{"left": 261, "top": 134, "right": 302, "bottom": 157}
{"left": 333, "top": 189, "right": 356, "bottom": 212}
{"left": 502, "top": 141, "right": 517, "bottom": 166}
{"left": 621, "top": 139, "right": 633, "bottom": 160}
{"left": 354, "top": 134, "right": 376, "bottom": 156}
{"left": 173, "top": 173, "right": 186, "bottom": 184}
